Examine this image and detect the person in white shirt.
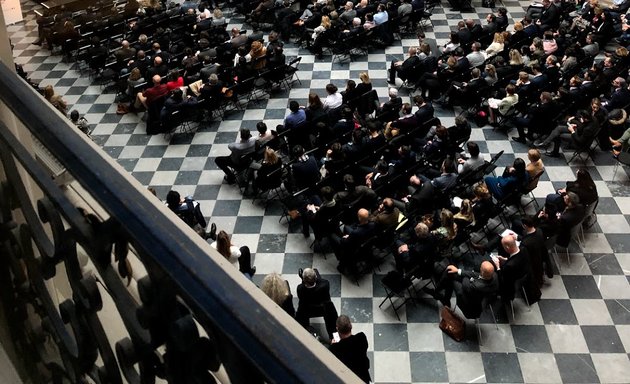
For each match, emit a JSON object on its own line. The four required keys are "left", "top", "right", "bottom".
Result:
{"left": 373, "top": 4, "right": 389, "bottom": 25}
{"left": 323, "top": 83, "right": 343, "bottom": 109}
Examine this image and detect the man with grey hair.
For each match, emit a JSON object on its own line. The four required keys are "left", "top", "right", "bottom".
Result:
{"left": 340, "top": 1, "right": 357, "bottom": 23}
{"left": 377, "top": 87, "right": 403, "bottom": 122}
{"left": 394, "top": 222, "right": 437, "bottom": 273}
{"left": 215, "top": 128, "right": 256, "bottom": 184}
{"left": 296, "top": 268, "right": 338, "bottom": 339}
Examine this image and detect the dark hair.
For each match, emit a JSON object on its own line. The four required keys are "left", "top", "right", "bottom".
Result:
{"left": 256, "top": 121, "right": 267, "bottom": 134}
{"left": 346, "top": 79, "right": 356, "bottom": 89}
{"left": 289, "top": 100, "right": 300, "bottom": 112}
{"left": 166, "top": 190, "right": 181, "bottom": 211}
{"left": 467, "top": 142, "right": 480, "bottom": 157}
{"left": 443, "top": 157, "right": 456, "bottom": 173}
{"left": 171, "top": 88, "right": 183, "bottom": 102}
{"left": 70, "top": 110, "right": 79, "bottom": 121}
{"left": 325, "top": 83, "right": 338, "bottom": 94}
{"left": 522, "top": 215, "right": 536, "bottom": 228}
{"left": 292, "top": 144, "right": 305, "bottom": 157}
{"left": 376, "top": 159, "right": 389, "bottom": 173}
{"left": 240, "top": 128, "right": 252, "bottom": 140}
{"left": 320, "top": 186, "right": 335, "bottom": 201}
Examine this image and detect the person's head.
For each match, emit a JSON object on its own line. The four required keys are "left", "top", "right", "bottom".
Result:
{"left": 359, "top": 72, "right": 370, "bottom": 84}
{"left": 289, "top": 100, "right": 300, "bottom": 113}
{"left": 257, "top": 121, "right": 268, "bottom": 135}
{"left": 474, "top": 182, "right": 490, "bottom": 199}
{"left": 216, "top": 230, "right": 231, "bottom": 259}
{"left": 414, "top": 222, "right": 429, "bottom": 238}
{"left": 501, "top": 234, "right": 518, "bottom": 254}
{"left": 344, "top": 1, "right": 353, "bottom": 10}
{"left": 213, "top": 8, "right": 223, "bottom": 18}
{"left": 510, "top": 49, "right": 524, "bottom": 65}
{"left": 401, "top": 102, "right": 412, "bottom": 115}
{"left": 43, "top": 84, "right": 54, "bottom": 99}
{"left": 292, "top": 144, "right": 305, "bottom": 159}
{"left": 264, "top": 147, "right": 279, "bottom": 165}
{"left": 352, "top": 17, "right": 361, "bottom": 27}
{"left": 514, "top": 21, "right": 523, "bottom": 31}
{"left": 528, "top": 148, "right": 541, "bottom": 163}
{"left": 166, "top": 190, "right": 181, "bottom": 210}
{"left": 542, "top": 0, "right": 550, "bottom": 7}
{"left": 408, "top": 46, "right": 417, "bottom": 57}
{"left": 471, "top": 41, "right": 481, "bottom": 52}
{"left": 446, "top": 56, "right": 457, "bottom": 69}
{"left": 388, "top": 87, "right": 398, "bottom": 99}
{"left": 70, "top": 109, "right": 79, "bottom": 122}
{"left": 302, "top": 268, "right": 317, "bottom": 287}
{"left": 231, "top": 27, "right": 240, "bottom": 37}
{"left": 466, "top": 141, "right": 480, "bottom": 158}
{"left": 376, "top": 159, "right": 389, "bottom": 174}
{"left": 346, "top": 79, "right": 356, "bottom": 91}
{"left": 171, "top": 88, "right": 184, "bottom": 102}
{"left": 506, "top": 83, "right": 516, "bottom": 95}
{"left": 449, "top": 31, "right": 459, "bottom": 44}
{"left": 320, "top": 186, "right": 335, "bottom": 202}
{"left": 522, "top": 215, "right": 537, "bottom": 230}
{"left": 357, "top": 208, "right": 369, "bottom": 224}
{"left": 493, "top": 32, "right": 504, "bottom": 44}
{"left": 480, "top": 261, "right": 495, "bottom": 280}
{"left": 336, "top": 315, "right": 352, "bottom": 336}
{"left": 152, "top": 74, "right": 162, "bottom": 85}
{"left": 440, "top": 208, "right": 455, "bottom": 231}
{"left": 513, "top": 157, "right": 526, "bottom": 175}
{"left": 419, "top": 43, "right": 430, "bottom": 56}
{"left": 325, "top": 83, "right": 338, "bottom": 95}
{"left": 321, "top": 15, "right": 331, "bottom": 28}
{"left": 575, "top": 168, "right": 594, "bottom": 186}
{"left": 485, "top": 64, "right": 496, "bottom": 77}
{"left": 565, "top": 191, "right": 580, "bottom": 208}
{"left": 413, "top": 95, "right": 425, "bottom": 106}
{"left": 381, "top": 197, "right": 394, "bottom": 212}
{"left": 518, "top": 71, "right": 529, "bottom": 83}
{"left": 260, "top": 273, "right": 289, "bottom": 306}
{"left": 342, "top": 174, "right": 356, "bottom": 190}
{"left": 240, "top": 128, "right": 252, "bottom": 141}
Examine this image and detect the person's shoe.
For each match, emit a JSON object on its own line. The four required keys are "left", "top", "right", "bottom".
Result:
{"left": 208, "top": 223, "right": 217, "bottom": 241}
{"left": 298, "top": 268, "right": 303, "bottom": 279}
{"left": 223, "top": 175, "right": 236, "bottom": 185}
{"left": 512, "top": 136, "right": 527, "bottom": 144}
{"left": 33, "top": 40, "right": 42, "bottom": 46}
{"left": 546, "top": 268, "right": 554, "bottom": 279}
{"left": 533, "top": 140, "right": 548, "bottom": 148}
{"left": 544, "top": 150, "right": 560, "bottom": 158}
{"left": 302, "top": 230, "right": 310, "bottom": 238}
{"left": 249, "top": 266, "right": 256, "bottom": 276}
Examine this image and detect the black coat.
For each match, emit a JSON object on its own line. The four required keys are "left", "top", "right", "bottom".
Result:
{"left": 329, "top": 333, "right": 371, "bottom": 383}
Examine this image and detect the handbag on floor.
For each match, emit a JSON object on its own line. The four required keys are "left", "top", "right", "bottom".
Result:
{"left": 439, "top": 306, "right": 465, "bottom": 342}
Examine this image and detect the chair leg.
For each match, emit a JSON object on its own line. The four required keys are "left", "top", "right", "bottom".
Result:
{"left": 521, "top": 286, "right": 531, "bottom": 311}
{"left": 488, "top": 303, "right": 499, "bottom": 330}
{"left": 476, "top": 318, "right": 483, "bottom": 345}
{"left": 510, "top": 300, "right": 515, "bottom": 320}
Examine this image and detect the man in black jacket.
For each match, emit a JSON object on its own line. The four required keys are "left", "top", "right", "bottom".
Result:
{"left": 296, "top": 268, "right": 338, "bottom": 339}
{"left": 512, "top": 91, "right": 557, "bottom": 143}
{"left": 388, "top": 47, "right": 421, "bottom": 85}
{"left": 436, "top": 261, "right": 499, "bottom": 318}
{"left": 535, "top": 110, "right": 599, "bottom": 157}
{"left": 329, "top": 315, "right": 371, "bottom": 383}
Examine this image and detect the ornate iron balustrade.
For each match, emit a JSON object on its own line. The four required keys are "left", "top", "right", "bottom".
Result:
{"left": 0, "top": 61, "right": 359, "bottom": 384}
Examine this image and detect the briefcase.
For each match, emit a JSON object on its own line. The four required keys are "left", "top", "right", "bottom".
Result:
{"left": 439, "top": 306, "right": 465, "bottom": 342}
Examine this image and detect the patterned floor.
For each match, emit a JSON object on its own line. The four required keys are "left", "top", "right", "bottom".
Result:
{"left": 8, "top": 1, "right": 630, "bottom": 382}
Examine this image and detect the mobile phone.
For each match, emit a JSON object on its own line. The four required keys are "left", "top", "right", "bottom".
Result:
{"left": 333, "top": 332, "right": 340, "bottom": 342}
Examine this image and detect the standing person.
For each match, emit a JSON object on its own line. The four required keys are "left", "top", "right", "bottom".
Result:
{"left": 210, "top": 230, "right": 256, "bottom": 278}
{"left": 296, "top": 268, "right": 338, "bottom": 339}
{"left": 215, "top": 128, "right": 257, "bottom": 184}
{"left": 329, "top": 315, "right": 371, "bottom": 384}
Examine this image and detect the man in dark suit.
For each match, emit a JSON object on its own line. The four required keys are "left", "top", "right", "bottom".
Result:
{"left": 456, "top": 21, "right": 472, "bottom": 47}
{"left": 512, "top": 91, "right": 557, "bottom": 143}
{"left": 394, "top": 222, "right": 437, "bottom": 274}
{"left": 413, "top": 95, "right": 435, "bottom": 126}
{"left": 537, "top": 0, "right": 560, "bottom": 31}
{"left": 335, "top": 209, "right": 377, "bottom": 271}
{"left": 496, "top": 235, "right": 534, "bottom": 302}
{"left": 519, "top": 216, "right": 553, "bottom": 287}
{"left": 402, "top": 175, "right": 435, "bottom": 216}
{"left": 296, "top": 268, "right": 339, "bottom": 339}
{"left": 535, "top": 110, "right": 599, "bottom": 157}
{"left": 555, "top": 192, "right": 587, "bottom": 247}
{"left": 435, "top": 261, "right": 499, "bottom": 318}
{"left": 329, "top": 315, "right": 371, "bottom": 383}
{"left": 482, "top": 14, "right": 498, "bottom": 35}
{"left": 603, "top": 77, "right": 630, "bottom": 110}
{"left": 389, "top": 47, "right": 421, "bottom": 85}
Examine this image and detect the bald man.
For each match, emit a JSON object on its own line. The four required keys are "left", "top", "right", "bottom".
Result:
{"left": 335, "top": 208, "right": 377, "bottom": 273}
{"left": 134, "top": 74, "right": 169, "bottom": 110}
{"left": 436, "top": 261, "right": 499, "bottom": 318}
{"left": 388, "top": 47, "right": 420, "bottom": 84}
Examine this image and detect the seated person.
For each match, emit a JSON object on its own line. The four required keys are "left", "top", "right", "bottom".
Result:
{"left": 534, "top": 110, "right": 599, "bottom": 158}
{"left": 370, "top": 198, "right": 401, "bottom": 229}
{"left": 166, "top": 190, "right": 207, "bottom": 236}
{"left": 394, "top": 222, "right": 437, "bottom": 274}
{"left": 432, "top": 261, "right": 499, "bottom": 318}
{"left": 260, "top": 272, "right": 295, "bottom": 317}
{"left": 304, "top": 186, "right": 342, "bottom": 240}
{"left": 210, "top": 230, "right": 257, "bottom": 278}
{"left": 333, "top": 209, "right": 377, "bottom": 272}
{"left": 133, "top": 74, "right": 169, "bottom": 111}
{"left": 377, "top": 87, "right": 403, "bottom": 122}
{"left": 334, "top": 174, "right": 378, "bottom": 209}
{"left": 487, "top": 84, "right": 518, "bottom": 125}
{"left": 388, "top": 47, "right": 420, "bottom": 85}
{"left": 484, "top": 158, "right": 529, "bottom": 201}
{"left": 215, "top": 128, "right": 257, "bottom": 185}
{"left": 458, "top": 141, "right": 485, "bottom": 174}
{"left": 296, "top": 268, "right": 339, "bottom": 339}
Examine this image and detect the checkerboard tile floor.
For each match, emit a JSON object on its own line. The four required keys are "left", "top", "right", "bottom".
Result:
{"left": 9, "top": 1, "right": 630, "bottom": 382}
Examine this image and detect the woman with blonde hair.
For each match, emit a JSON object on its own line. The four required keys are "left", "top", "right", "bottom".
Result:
{"left": 212, "top": 8, "right": 226, "bottom": 25}
{"left": 355, "top": 72, "right": 373, "bottom": 95}
{"left": 252, "top": 147, "right": 282, "bottom": 194}
{"left": 454, "top": 199, "right": 475, "bottom": 226}
{"left": 432, "top": 209, "right": 458, "bottom": 256}
{"left": 484, "top": 64, "right": 498, "bottom": 86}
{"left": 210, "top": 230, "right": 256, "bottom": 278}
{"left": 260, "top": 273, "right": 295, "bottom": 316}
{"left": 249, "top": 40, "right": 267, "bottom": 69}
{"left": 508, "top": 49, "right": 524, "bottom": 66}
{"left": 44, "top": 85, "right": 68, "bottom": 116}
{"left": 485, "top": 32, "right": 505, "bottom": 56}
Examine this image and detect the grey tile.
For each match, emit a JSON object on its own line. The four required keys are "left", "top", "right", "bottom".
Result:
{"left": 481, "top": 352, "right": 523, "bottom": 383}
{"left": 409, "top": 352, "right": 448, "bottom": 382}
{"left": 511, "top": 325, "right": 552, "bottom": 353}
{"left": 373, "top": 323, "right": 409, "bottom": 351}
{"left": 562, "top": 275, "right": 602, "bottom": 299}
{"left": 538, "top": 299, "right": 578, "bottom": 325}
{"left": 581, "top": 326, "right": 625, "bottom": 353}
{"left": 341, "top": 298, "right": 373, "bottom": 323}
{"left": 555, "top": 354, "right": 600, "bottom": 383}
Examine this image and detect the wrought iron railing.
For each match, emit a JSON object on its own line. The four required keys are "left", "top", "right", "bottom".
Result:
{"left": 0, "top": 61, "right": 359, "bottom": 384}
